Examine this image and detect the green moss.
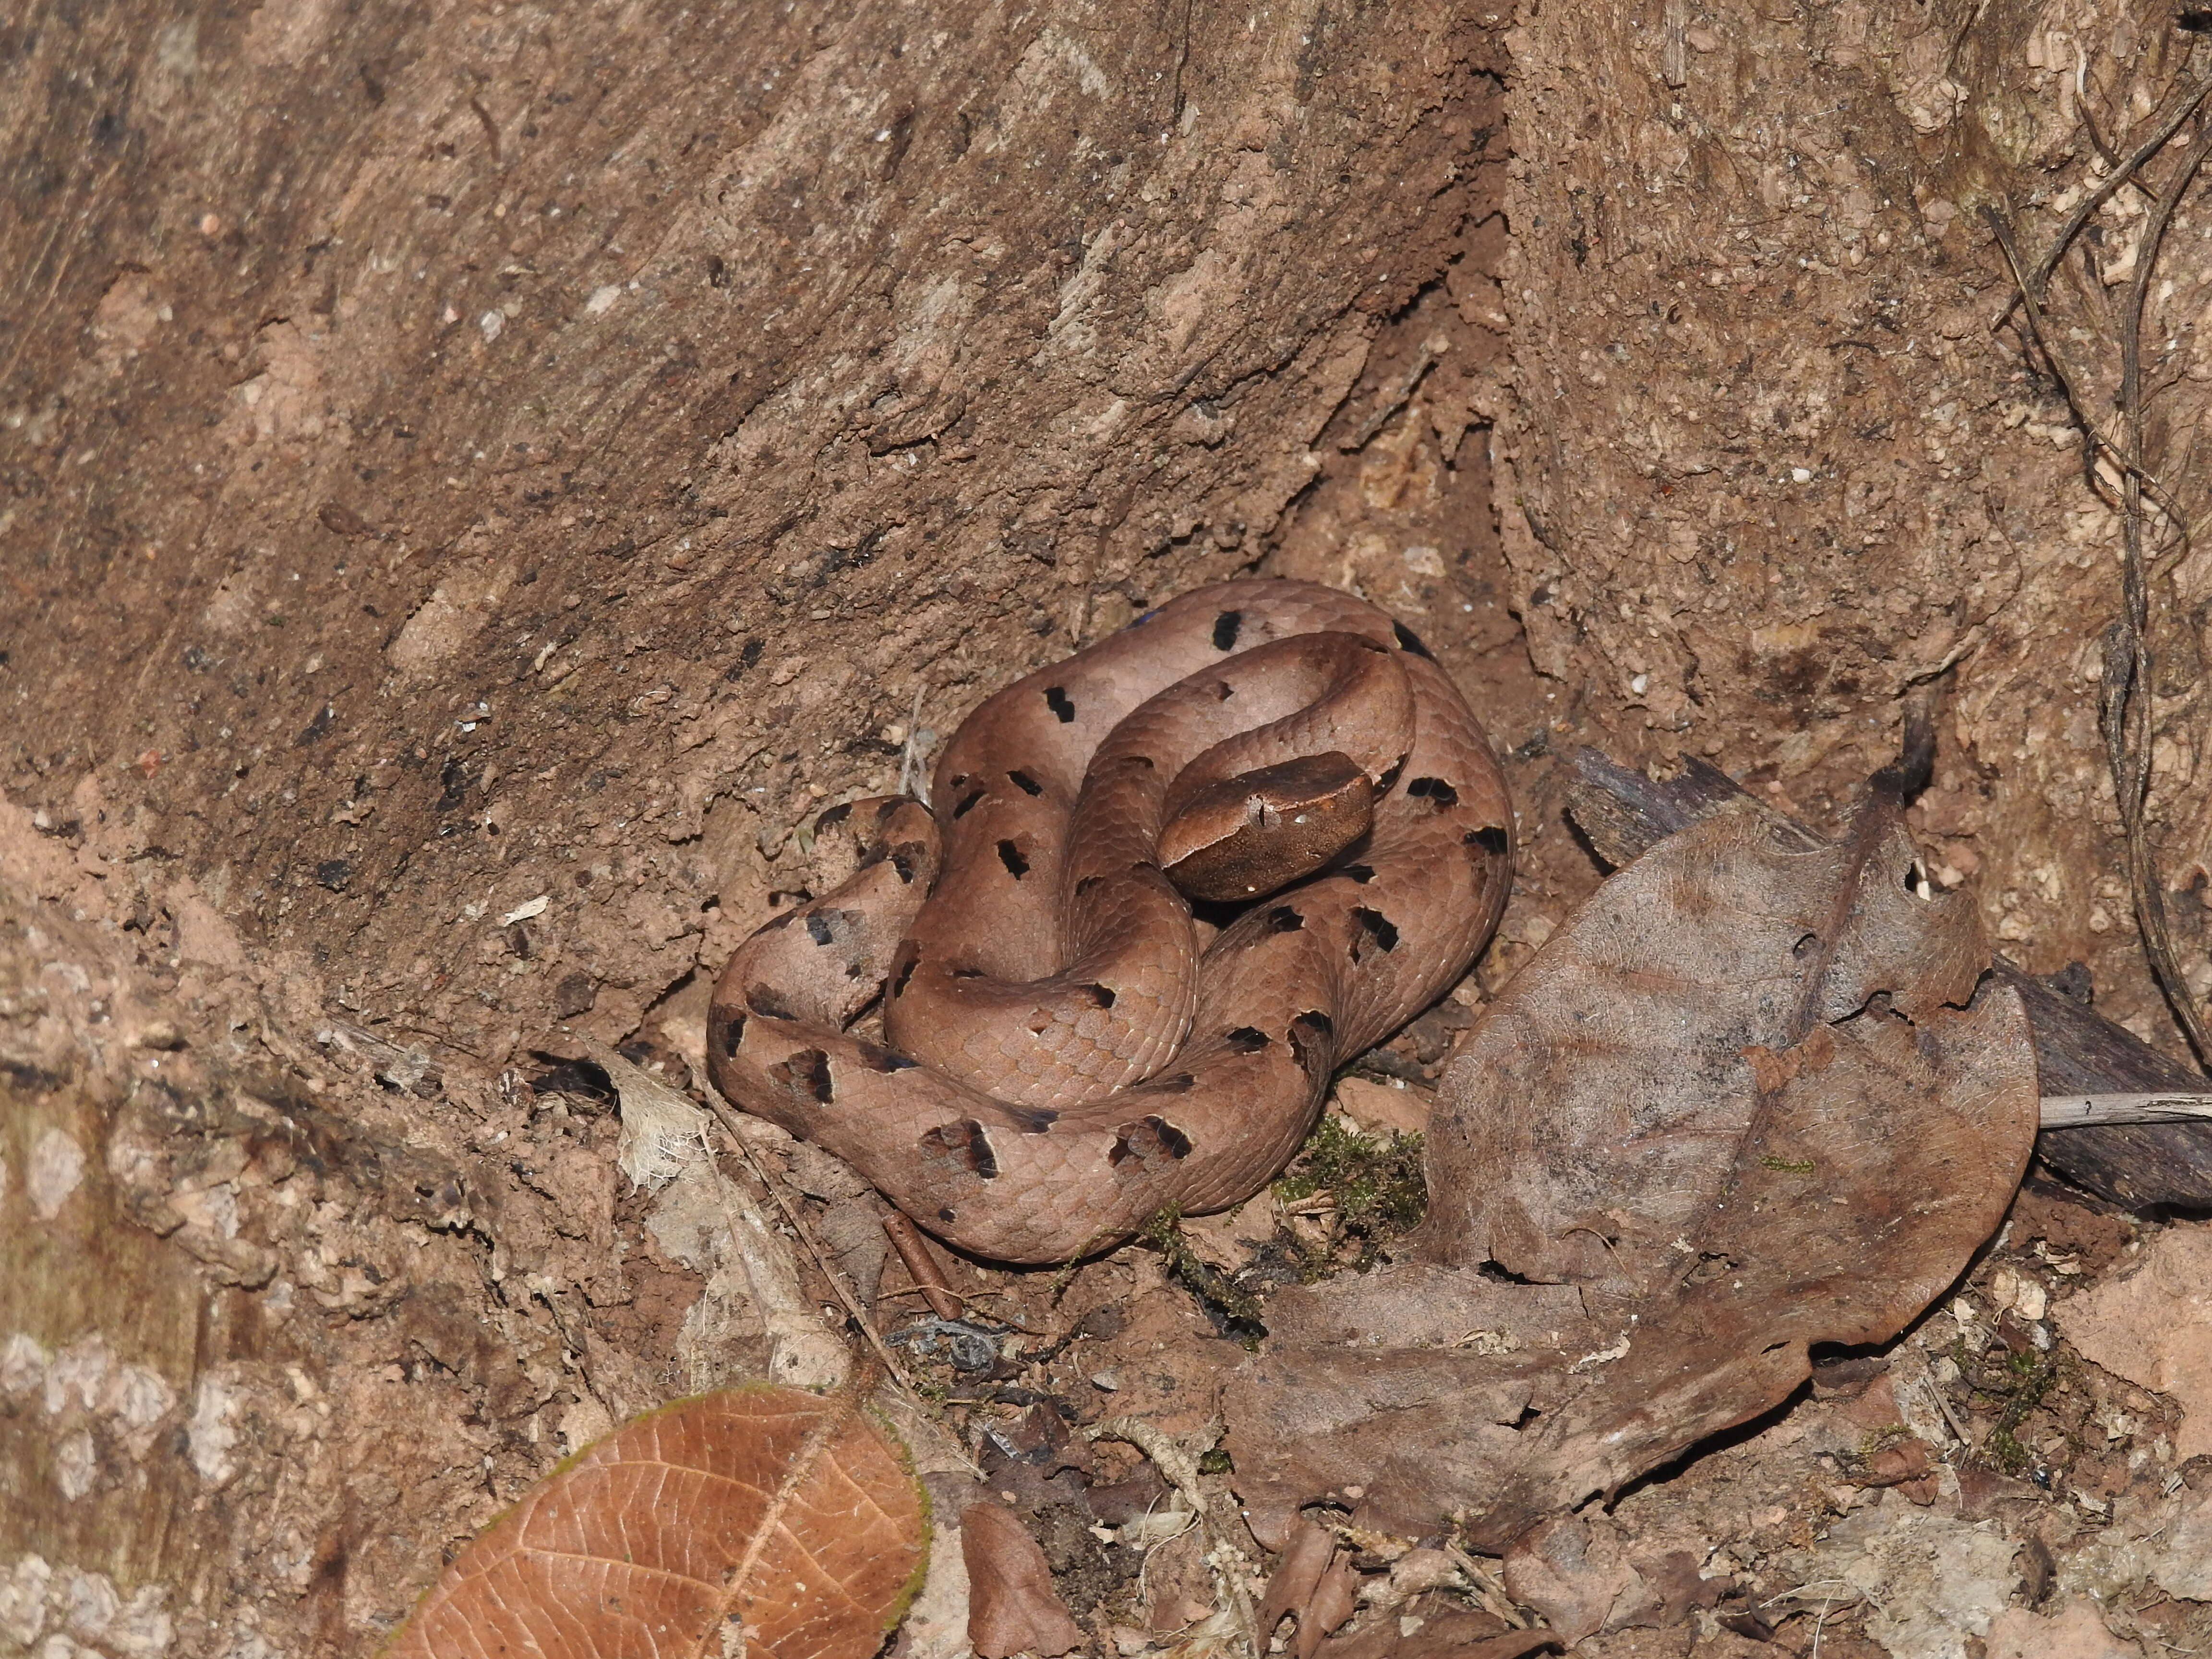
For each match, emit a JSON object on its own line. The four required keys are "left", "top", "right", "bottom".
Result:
{"left": 1274, "top": 1116, "right": 1428, "bottom": 1235}
{"left": 1143, "top": 1207, "right": 1266, "bottom": 1341}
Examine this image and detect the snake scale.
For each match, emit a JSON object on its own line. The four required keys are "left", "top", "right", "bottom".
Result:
{"left": 707, "top": 579, "right": 1513, "bottom": 1263}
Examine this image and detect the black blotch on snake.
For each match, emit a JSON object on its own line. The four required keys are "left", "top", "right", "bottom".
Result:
{"left": 771, "top": 1048, "right": 834, "bottom": 1104}
{"left": 1008, "top": 769, "right": 1044, "bottom": 795}
{"left": 1212, "top": 610, "right": 1243, "bottom": 649}
{"left": 1288, "top": 1010, "right": 1334, "bottom": 1074}
{"left": 922, "top": 1119, "right": 999, "bottom": 1179}
{"left": 1407, "top": 776, "right": 1459, "bottom": 809}
{"left": 746, "top": 983, "right": 798, "bottom": 1020}
{"left": 1045, "top": 685, "right": 1076, "bottom": 722}
{"left": 1352, "top": 908, "right": 1400, "bottom": 956}
{"left": 1393, "top": 620, "right": 1434, "bottom": 659}
{"left": 1109, "top": 1115, "right": 1195, "bottom": 1165}
{"left": 1467, "top": 825, "right": 1510, "bottom": 854}
{"left": 998, "top": 839, "right": 1029, "bottom": 877}
{"left": 855, "top": 1041, "right": 919, "bottom": 1072}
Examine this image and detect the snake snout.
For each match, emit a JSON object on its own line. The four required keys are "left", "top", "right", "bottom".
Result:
{"left": 1158, "top": 751, "right": 1376, "bottom": 902}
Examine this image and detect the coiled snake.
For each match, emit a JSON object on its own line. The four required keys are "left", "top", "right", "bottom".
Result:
{"left": 707, "top": 579, "right": 1513, "bottom": 1263}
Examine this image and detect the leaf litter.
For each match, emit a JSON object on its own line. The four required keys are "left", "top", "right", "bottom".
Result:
{"left": 1227, "top": 786, "right": 2041, "bottom": 1554}
{"left": 385, "top": 1383, "right": 927, "bottom": 1659}
{"left": 403, "top": 775, "right": 2212, "bottom": 1659}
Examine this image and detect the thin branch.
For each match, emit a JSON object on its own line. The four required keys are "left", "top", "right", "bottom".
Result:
{"left": 1985, "top": 51, "right": 2212, "bottom": 1073}
{"left": 2107, "top": 100, "right": 2212, "bottom": 1067}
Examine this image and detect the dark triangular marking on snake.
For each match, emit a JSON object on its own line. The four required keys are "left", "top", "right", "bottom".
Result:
{"left": 998, "top": 839, "right": 1029, "bottom": 877}
{"left": 1375, "top": 757, "right": 1407, "bottom": 793}
{"left": 1407, "top": 776, "right": 1459, "bottom": 809}
{"left": 1467, "top": 825, "right": 1509, "bottom": 854}
{"left": 770, "top": 1047, "right": 833, "bottom": 1104}
{"left": 718, "top": 1010, "right": 745, "bottom": 1055}
{"left": 855, "top": 1040, "right": 919, "bottom": 1071}
{"left": 1265, "top": 905, "right": 1304, "bottom": 932}
{"left": 1108, "top": 1115, "right": 1195, "bottom": 1166}
{"left": 1007, "top": 769, "right": 1044, "bottom": 795}
{"left": 890, "top": 944, "right": 919, "bottom": 997}
{"left": 953, "top": 788, "right": 985, "bottom": 817}
{"left": 1212, "top": 610, "right": 1243, "bottom": 649}
{"left": 1341, "top": 863, "right": 1376, "bottom": 883}
{"left": 1079, "top": 983, "right": 1116, "bottom": 1008}
{"left": 746, "top": 983, "right": 797, "bottom": 1019}
{"left": 890, "top": 844, "right": 921, "bottom": 882}
{"left": 1393, "top": 619, "right": 1434, "bottom": 659}
{"left": 1214, "top": 679, "right": 1234, "bottom": 700}
{"left": 1351, "top": 907, "right": 1399, "bottom": 956}
{"left": 1225, "top": 1026, "right": 1269, "bottom": 1052}
{"left": 805, "top": 912, "right": 837, "bottom": 945}
{"left": 921, "top": 1118, "right": 998, "bottom": 1178}
{"left": 1044, "top": 685, "right": 1076, "bottom": 722}
{"left": 1288, "top": 1010, "right": 1334, "bottom": 1074}
{"left": 1075, "top": 874, "right": 1104, "bottom": 895}
{"left": 815, "top": 801, "right": 853, "bottom": 830}
{"left": 1004, "top": 1104, "right": 1059, "bottom": 1133}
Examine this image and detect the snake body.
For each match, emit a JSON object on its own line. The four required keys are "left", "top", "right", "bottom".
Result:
{"left": 707, "top": 579, "right": 1513, "bottom": 1263}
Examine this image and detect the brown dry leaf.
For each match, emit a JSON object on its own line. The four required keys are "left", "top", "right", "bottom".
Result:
{"left": 961, "top": 1500, "right": 1086, "bottom": 1659}
{"left": 1227, "top": 794, "right": 2039, "bottom": 1550}
{"left": 1258, "top": 1516, "right": 1358, "bottom": 1659}
{"left": 387, "top": 1384, "right": 926, "bottom": 1659}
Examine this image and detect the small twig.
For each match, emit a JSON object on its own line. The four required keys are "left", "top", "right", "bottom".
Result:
{"left": 1342, "top": 334, "right": 1449, "bottom": 450}
{"left": 881, "top": 1210, "right": 965, "bottom": 1320}
{"left": 2104, "top": 97, "right": 2212, "bottom": 1069}
{"left": 701, "top": 1092, "right": 922, "bottom": 1396}
{"left": 1441, "top": 1544, "right": 1529, "bottom": 1630}
{"left": 2041, "top": 1092, "right": 2212, "bottom": 1126}
{"left": 896, "top": 681, "right": 932, "bottom": 805}
{"left": 1987, "top": 51, "right": 2212, "bottom": 1076}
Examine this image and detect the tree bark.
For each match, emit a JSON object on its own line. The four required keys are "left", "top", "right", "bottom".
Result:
{"left": 8, "top": 0, "right": 2209, "bottom": 1650}
{"left": 2, "top": 0, "right": 1503, "bottom": 1651}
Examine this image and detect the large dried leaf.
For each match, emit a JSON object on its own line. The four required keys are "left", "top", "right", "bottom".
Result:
{"left": 1227, "top": 796, "right": 2038, "bottom": 1550}
{"left": 388, "top": 1385, "right": 927, "bottom": 1659}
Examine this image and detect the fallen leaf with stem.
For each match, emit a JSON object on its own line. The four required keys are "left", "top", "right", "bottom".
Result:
{"left": 1227, "top": 787, "right": 2039, "bottom": 1551}
{"left": 386, "top": 1383, "right": 926, "bottom": 1659}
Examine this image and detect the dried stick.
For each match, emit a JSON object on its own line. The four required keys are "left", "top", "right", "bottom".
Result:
{"left": 1984, "top": 52, "right": 2212, "bottom": 1070}
{"left": 2104, "top": 103, "right": 2212, "bottom": 1068}
{"left": 701, "top": 1090, "right": 923, "bottom": 1396}
{"left": 881, "top": 1210, "right": 966, "bottom": 1320}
